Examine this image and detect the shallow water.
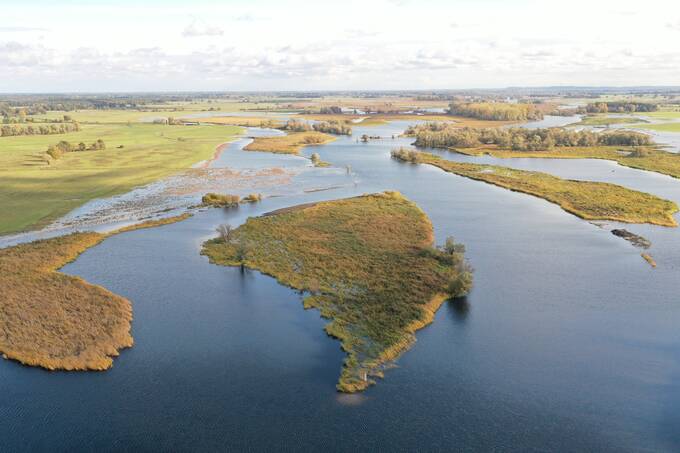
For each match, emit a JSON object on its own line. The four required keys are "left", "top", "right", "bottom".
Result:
{"left": 2, "top": 121, "right": 680, "bottom": 451}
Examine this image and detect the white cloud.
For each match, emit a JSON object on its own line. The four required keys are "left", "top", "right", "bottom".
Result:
{"left": 182, "top": 19, "right": 224, "bottom": 37}
{"left": 1, "top": 0, "right": 680, "bottom": 91}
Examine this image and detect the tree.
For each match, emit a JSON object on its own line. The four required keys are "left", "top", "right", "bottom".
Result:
{"left": 216, "top": 224, "right": 234, "bottom": 243}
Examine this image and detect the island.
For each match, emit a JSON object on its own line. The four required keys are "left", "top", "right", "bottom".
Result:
{"left": 244, "top": 131, "right": 336, "bottom": 154}
{"left": 201, "top": 192, "right": 473, "bottom": 392}
{"left": 391, "top": 149, "right": 679, "bottom": 227}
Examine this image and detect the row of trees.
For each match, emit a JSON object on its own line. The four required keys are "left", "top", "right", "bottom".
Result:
{"left": 410, "top": 124, "right": 654, "bottom": 151}
{"left": 152, "top": 116, "right": 184, "bottom": 125}
{"left": 319, "top": 106, "right": 342, "bottom": 114}
{"left": 281, "top": 119, "right": 351, "bottom": 135}
{"left": 46, "top": 139, "right": 106, "bottom": 160}
{"left": 1, "top": 122, "right": 80, "bottom": 137}
{"left": 585, "top": 102, "right": 658, "bottom": 114}
{"left": 448, "top": 102, "right": 544, "bottom": 121}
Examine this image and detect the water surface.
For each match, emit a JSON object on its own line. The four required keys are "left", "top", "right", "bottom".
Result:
{"left": 2, "top": 121, "right": 680, "bottom": 451}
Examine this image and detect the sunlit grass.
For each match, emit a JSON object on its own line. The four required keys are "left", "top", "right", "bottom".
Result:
{"left": 0, "top": 123, "right": 241, "bottom": 235}
{"left": 392, "top": 149, "right": 679, "bottom": 227}
{"left": 201, "top": 192, "right": 472, "bottom": 392}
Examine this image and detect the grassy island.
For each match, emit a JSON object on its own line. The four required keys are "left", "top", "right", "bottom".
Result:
{"left": 244, "top": 131, "right": 335, "bottom": 154}
{"left": 0, "top": 232, "right": 132, "bottom": 370}
{"left": 407, "top": 123, "right": 680, "bottom": 180}
{"left": 0, "top": 214, "right": 191, "bottom": 371}
{"left": 201, "top": 192, "right": 473, "bottom": 392}
{"left": 392, "top": 149, "right": 679, "bottom": 227}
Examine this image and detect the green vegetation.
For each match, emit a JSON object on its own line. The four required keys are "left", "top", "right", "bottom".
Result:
{"left": 448, "top": 102, "right": 544, "bottom": 121}
{"left": 448, "top": 144, "right": 680, "bottom": 180}
{"left": 281, "top": 119, "right": 352, "bottom": 135}
{"left": 1, "top": 122, "right": 81, "bottom": 137}
{"left": 637, "top": 122, "right": 680, "bottom": 133}
{"left": 202, "top": 193, "right": 241, "bottom": 207}
{"left": 572, "top": 115, "right": 646, "bottom": 126}
{"left": 585, "top": 102, "right": 658, "bottom": 114}
{"left": 201, "top": 192, "right": 472, "bottom": 392}
{"left": 242, "top": 193, "right": 263, "bottom": 203}
{"left": 391, "top": 148, "right": 679, "bottom": 227}
{"left": 0, "top": 123, "right": 242, "bottom": 235}
{"left": 244, "top": 131, "right": 335, "bottom": 154}
{"left": 409, "top": 123, "right": 654, "bottom": 150}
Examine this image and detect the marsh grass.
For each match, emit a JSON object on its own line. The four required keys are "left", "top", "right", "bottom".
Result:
{"left": 0, "top": 213, "right": 191, "bottom": 371}
{"left": 201, "top": 192, "right": 472, "bottom": 392}
{"left": 244, "top": 131, "right": 336, "bottom": 154}
{"left": 447, "top": 144, "right": 680, "bottom": 180}
{"left": 392, "top": 149, "right": 679, "bottom": 227}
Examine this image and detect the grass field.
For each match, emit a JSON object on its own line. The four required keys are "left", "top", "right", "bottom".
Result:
{"left": 243, "top": 131, "right": 335, "bottom": 154}
{"left": 572, "top": 115, "right": 646, "bottom": 126}
{"left": 199, "top": 116, "right": 284, "bottom": 128}
{"left": 202, "top": 192, "right": 472, "bottom": 392}
{"left": 450, "top": 145, "right": 680, "bottom": 180}
{"left": 636, "top": 122, "right": 680, "bottom": 133}
{"left": 0, "top": 123, "right": 242, "bottom": 235}
{"left": 299, "top": 113, "right": 516, "bottom": 128}
{"left": 392, "top": 149, "right": 679, "bottom": 227}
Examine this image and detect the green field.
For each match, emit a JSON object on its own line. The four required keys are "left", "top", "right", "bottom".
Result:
{"left": 573, "top": 115, "right": 646, "bottom": 126}
{"left": 0, "top": 123, "right": 242, "bottom": 235}
{"left": 636, "top": 122, "right": 680, "bottom": 132}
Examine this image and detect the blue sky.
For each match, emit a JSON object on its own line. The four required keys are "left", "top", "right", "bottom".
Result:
{"left": 2, "top": 0, "right": 680, "bottom": 92}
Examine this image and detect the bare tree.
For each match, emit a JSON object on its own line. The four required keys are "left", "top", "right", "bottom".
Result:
{"left": 216, "top": 224, "right": 234, "bottom": 243}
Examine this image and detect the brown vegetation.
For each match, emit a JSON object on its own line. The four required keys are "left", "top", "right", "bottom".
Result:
{"left": 244, "top": 131, "right": 335, "bottom": 154}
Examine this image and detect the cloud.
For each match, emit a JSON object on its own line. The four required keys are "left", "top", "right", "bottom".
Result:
{"left": 182, "top": 19, "right": 224, "bottom": 37}
{"left": 0, "top": 26, "right": 48, "bottom": 32}
{"left": 667, "top": 21, "right": 680, "bottom": 31}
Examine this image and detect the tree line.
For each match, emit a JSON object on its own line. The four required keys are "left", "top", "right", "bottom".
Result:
{"left": 448, "top": 102, "right": 544, "bottom": 121}
{"left": 281, "top": 119, "right": 351, "bottom": 135}
{"left": 1, "top": 122, "right": 81, "bottom": 138}
{"left": 46, "top": 139, "right": 106, "bottom": 160}
{"left": 408, "top": 123, "right": 654, "bottom": 151}
{"left": 585, "top": 102, "right": 658, "bottom": 113}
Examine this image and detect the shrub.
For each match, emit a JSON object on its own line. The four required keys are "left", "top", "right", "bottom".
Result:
{"left": 202, "top": 193, "right": 240, "bottom": 207}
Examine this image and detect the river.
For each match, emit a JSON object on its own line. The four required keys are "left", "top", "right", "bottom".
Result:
{"left": 1, "top": 121, "right": 679, "bottom": 451}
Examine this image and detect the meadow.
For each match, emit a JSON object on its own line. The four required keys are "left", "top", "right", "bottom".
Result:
{"left": 201, "top": 192, "right": 472, "bottom": 392}
{"left": 0, "top": 123, "right": 241, "bottom": 235}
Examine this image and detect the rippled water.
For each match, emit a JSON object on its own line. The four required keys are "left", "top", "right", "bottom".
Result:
{"left": 2, "top": 121, "right": 680, "bottom": 451}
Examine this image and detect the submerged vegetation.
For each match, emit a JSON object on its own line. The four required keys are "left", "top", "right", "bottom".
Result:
{"left": 391, "top": 148, "right": 679, "bottom": 227}
{"left": 244, "top": 131, "right": 335, "bottom": 154}
{"left": 202, "top": 192, "right": 473, "bottom": 392}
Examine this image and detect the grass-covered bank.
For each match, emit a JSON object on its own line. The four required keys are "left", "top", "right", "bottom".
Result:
{"left": 449, "top": 145, "right": 680, "bottom": 180}
{"left": 392, "top": 149, "right": 679, "bottom": 227}
{"left": 201, "top": 192, "right": 472, "bottom": 392}
{"left": 0, "top": 123, "right": 242, "bottom": 235}
{"left": 243, "top": 131, "right": 335, "bottom": 154}
{"left": 0, "top": 214, "right": 191, "bottom": 371}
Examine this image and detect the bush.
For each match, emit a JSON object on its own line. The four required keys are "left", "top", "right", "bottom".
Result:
{"left": 202, "top": 193, "right": 240, "bottom": 207}
{"left": 242, "top": 193, "right": 262, "bottom": 203}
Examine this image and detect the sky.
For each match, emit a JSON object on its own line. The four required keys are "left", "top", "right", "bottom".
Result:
{"left": 2, "top": 0, "right": 680, "bottom": 92}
